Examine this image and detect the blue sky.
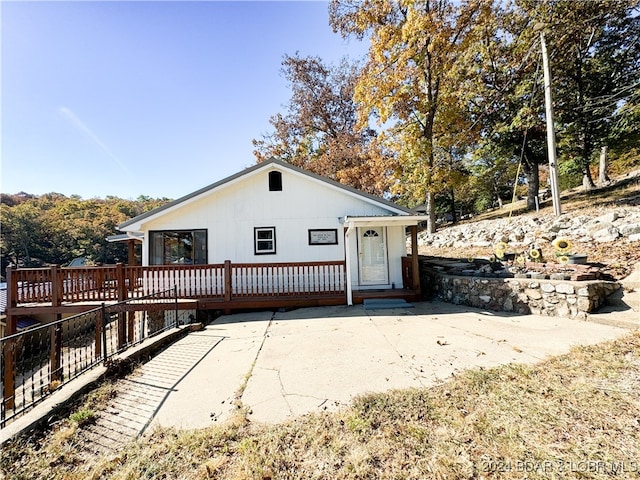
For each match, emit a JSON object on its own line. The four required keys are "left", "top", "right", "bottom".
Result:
{"left": 1, "top": 1, "right": 367, "bottom": 200}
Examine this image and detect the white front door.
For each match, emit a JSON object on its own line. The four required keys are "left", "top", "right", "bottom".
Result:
{"left": 358, "top": 227, "right": 389, "bottom": 285}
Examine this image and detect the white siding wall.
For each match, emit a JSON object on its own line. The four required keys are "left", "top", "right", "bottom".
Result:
{"left": 140, "top": 167, "right": 394, "bottom": 266}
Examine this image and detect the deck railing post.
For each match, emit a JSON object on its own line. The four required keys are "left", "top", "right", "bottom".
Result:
{"left": 7, "top": 266, "right": 17, "bottom": 314}
{"left": 174, "top": 285, "right": 179, "bottom": 328}
{"left": 2, "top": 336, "right": 16, "bottom": 414}
{"left": 117, "top": 311, "right": 126, "bottom": 350}
{"left": 3, "top": 267, "right": 17, "bottom": 411}
{"left": 116, "top": 263, "right": 126, "bottom": 302}
{"left": 101, "top": 303, "right": 108, "bottom": 363}
{"left": 3, "top": 266, "right": 17, "bottom": 412}
{"left": 224, "top": 260, "right": 232, "bottom": 302}
{"left": 51, "top": 264, "right": 61, "bottom": 307}
{"left": 95, "top": 309, "right": 102, "bottom": 359}
{"left": 48, "top": 265, "right": 63, "bottom": 384}
{"left": 116, "top": 263, "right": 127, "bottom": 349}
{"left": 410, "top": 226, "right": 421, "bottom": 295}
{"left": 50, "top": 317, "right": 63, "bottom": 384}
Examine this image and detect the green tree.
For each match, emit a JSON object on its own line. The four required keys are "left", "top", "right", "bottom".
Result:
{"left": 539, "top": 0, "right": 640, "bottom": 189}
{"left": 1, "top": 194, "right": 170, "bottom": 277}
{"left": 330, "top": 0, "right": 492, "bottom": 232}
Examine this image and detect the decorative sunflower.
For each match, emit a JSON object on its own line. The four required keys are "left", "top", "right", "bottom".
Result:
{"left": 494, "top": 241, "right": 509, "bottom": 259}
{"left": 516, "top": 255, "right": 526, "bottom": 265}
{"left": 467, "top": 257, "right": 475, "bottom": 263}
{"left": 529, "top": 249, "right": 541, "bottom": 260}
{"left": 558, "top": 255, "right": 569, "bottom": 264}
{"left": 495, "top": 242, "right": 509, "bottom": 253}
{"left": 552, "top": 238, "right": 572, "bottom": 254}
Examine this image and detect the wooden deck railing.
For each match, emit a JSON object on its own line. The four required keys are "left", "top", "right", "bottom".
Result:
{"left": 6, "top": 260, "right": 346, "bottom": 308}
{"left": 230, "top": 261, "right": 346, "bottom": 297}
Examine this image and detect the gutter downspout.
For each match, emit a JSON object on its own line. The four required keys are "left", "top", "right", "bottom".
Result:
{"left": 344, "top": 220, "right": 354, "bottom": 306}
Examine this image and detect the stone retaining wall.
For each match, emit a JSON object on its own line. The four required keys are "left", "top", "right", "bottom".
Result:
{"left": 421, "top": 266, "right": 619, "bottom": 320}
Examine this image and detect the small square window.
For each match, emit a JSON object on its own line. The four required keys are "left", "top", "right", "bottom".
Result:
{"left": 254, "top": 227, "right": 276, "bottom": 255}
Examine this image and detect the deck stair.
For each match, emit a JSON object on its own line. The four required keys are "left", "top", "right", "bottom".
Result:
{"left": 363, "top": 298, "right": 414, "bottom": 309}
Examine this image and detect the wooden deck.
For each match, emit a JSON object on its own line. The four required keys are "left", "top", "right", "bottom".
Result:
{"left": 4, "top": 258, "right": 421, "bottom": 329}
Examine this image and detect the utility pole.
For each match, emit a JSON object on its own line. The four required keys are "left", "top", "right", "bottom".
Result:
{"left": 539, "top": 30, "right": 562, "bottom": 217}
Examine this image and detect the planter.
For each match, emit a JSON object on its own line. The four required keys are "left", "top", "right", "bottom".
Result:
{"left": 530, "top": 272, "right": 547, "bottom": 280}
{"left": 567, "top": 254, "right": 588, "bottom": 265}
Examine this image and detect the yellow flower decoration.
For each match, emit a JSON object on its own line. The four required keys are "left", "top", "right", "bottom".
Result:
{"left": 494, "top": 242, "right": 508, "bottom": 259}
{"left": 467, "top": 257, "right": 475, "bottom": 263}
{"left": 489, "top": 255, "right": 497, "bottom": 263}
{"left": 529, "top": 249, "right": 541, "bottom": 260}
{"left": 495, "top": 242, "right": 509, "bottom": 253}
{"left": 558, "top": 255, "right": 569, "bottom": 264}
{"left": 516, "top": 255, "right": 526, "bottom": 265}
{"left": 552, "top": 238, "right": 572, "bottom": 254}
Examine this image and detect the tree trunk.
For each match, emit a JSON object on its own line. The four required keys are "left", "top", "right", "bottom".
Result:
{"left": 521, "top": 161, "right": 540, "bottom": 212}
{"left": 426, "top": 190, "right": 436, "bottom": 234}
{"left": 449, "top": 188, "right": 457, "bottom": 224}
{"left": 493, "top": 182, "right": 503, "bottom": 208}
{"left": 598, "top": 146, "right": 609, "bottom": 185}
{"left": 582, "top": 170, "right": 596, "bottom": 190}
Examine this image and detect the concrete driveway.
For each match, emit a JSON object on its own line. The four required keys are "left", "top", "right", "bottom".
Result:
{"left": 148, "top": 301, "right": 629, "bottom": 429}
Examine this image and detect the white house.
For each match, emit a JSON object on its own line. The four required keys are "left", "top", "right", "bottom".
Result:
{"left": 118, "top": 159, "right": 424, "bottom": 305}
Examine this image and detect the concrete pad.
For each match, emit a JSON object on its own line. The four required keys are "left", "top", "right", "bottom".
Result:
{"left": 242, "top": 301, "right": 628, "bottom": 424}
{"left": 243, "top": 308, "right": 419, "bottom": 423}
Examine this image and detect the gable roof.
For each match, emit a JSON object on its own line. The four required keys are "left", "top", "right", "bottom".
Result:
{"left": 118, "top": 158, "right": 413, "bottom": 231}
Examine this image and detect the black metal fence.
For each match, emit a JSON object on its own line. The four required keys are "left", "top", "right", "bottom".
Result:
{"left": 1, "top": 288, "right": 193, "bottom": 427}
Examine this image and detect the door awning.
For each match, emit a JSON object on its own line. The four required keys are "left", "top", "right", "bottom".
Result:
{"left": 341, "top": 215, "right": 426, "bottom": 228}
{"left": 106, "top": 232, "right": 144, "bottom": 243}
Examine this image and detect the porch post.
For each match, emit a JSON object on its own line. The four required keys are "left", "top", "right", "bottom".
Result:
{"left": 410, "top": 225, "right": 421, "bottom": 295}
{"left": 344, "top": 226, "right": 353, "bottom": 306}
{"left": 127, "top": 239, "right": 136, "bottom": 266}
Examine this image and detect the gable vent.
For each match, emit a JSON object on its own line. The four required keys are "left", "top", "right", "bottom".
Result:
{"left": 269, "top": 171, "right": 282, "bottom": 191}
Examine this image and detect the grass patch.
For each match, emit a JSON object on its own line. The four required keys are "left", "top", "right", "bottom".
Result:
{"left": 3, "top": 332, "right": 639, "bottom": 479}
{"left": 69, "top": 409, "right": 96, "bottom": 427}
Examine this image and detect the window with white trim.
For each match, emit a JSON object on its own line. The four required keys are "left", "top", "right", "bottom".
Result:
{"left": 254, "top": 227, "right": 276, "bottom": 255}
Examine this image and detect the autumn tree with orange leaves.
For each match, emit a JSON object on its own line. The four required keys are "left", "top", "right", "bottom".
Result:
{"left": 253, "top": 54, "right": 394, "bottom": 197}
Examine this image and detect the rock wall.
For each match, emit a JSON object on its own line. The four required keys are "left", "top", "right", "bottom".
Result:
{"left": 421, "top": 266, "right": 620, "bottom": 320}
{"left": 418, "top": 208, "right": 640, "bottom": 250}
